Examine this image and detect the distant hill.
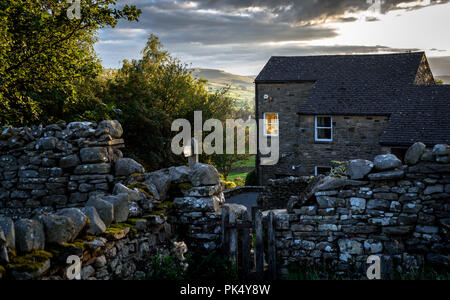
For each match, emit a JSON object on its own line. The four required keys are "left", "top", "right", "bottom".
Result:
{"left": 436, "top": 76, "right": 450, "bottom": 84}
{"left": 190, "top": 68, "right": 255, "bottom": 109}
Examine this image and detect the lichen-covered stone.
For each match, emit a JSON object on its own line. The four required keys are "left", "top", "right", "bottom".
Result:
{"left": 59, "top": 154, "right": 80, "bottom": 169}
{"left": 14, "top": 219, "right": 45, "bottom": 252}
{"left": 74, "top": 163, "right": 111, "bottom": 175}
{"left": 86, "top": 196, "right": 114, "bottom": 228}
{"left": 96, "top": 120, "right": 123, "bottom": 139}
{"left": 103, "top": 194, "right": 129, "bottom": 223}
{"left": 80, "top": 147, "right": 109, "bottom": 163}
{"left": 433, "top": 144, "right": 450, "bottom": 156}
{"left": 338, "top": 239, "right": 363, "bottom": 255}
{"left": 115, "top": 158, "right": 144, "bottom": 176}
{"left": 144, "top": 169, "right": 171, "bottom": 201}
{"left": 350, "top": 198, "right": 366, "bottom": 213}
{"left": 38, "top": 214, "right": 77, "bottom": 244}
{"left": 113, "top": 183, "right": 140, "bottom": 202}
{"left": 168, "top": 166, "right": 192, "bottom": 184}
{"left": 190, "top": 163, "right": 220, "bottom": 187}
{"left": 56, "top": 208, "right": 88, "bottom": 239}
{"left": 0, "top": 217, "right": 15, "bottom": 249}
{"left": 80, "top": 207, "right": 106, "bottom": 235}
{"left": 374, "top": 154, "right": 402, "bottom": 171}
{"left": 368, "top": 169, "right": 405, "bottom": 180}
{"left": 346, "top": 159, "right": 374, "bottom": 180}
{"left": 174, "top": 196, "right": 222, "bottom": 212}
{"left": 405, "top": 142, "right": 426, "bottom": 165}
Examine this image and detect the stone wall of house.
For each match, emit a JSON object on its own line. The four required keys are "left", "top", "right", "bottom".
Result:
{"left": 256, "top": 81, "right": 392, "bottom": 184}
{"left": 296, "top": 115, "right": 390, "bottom": 176}
{"left": 414, "top": 54, "right": 435, "bottom": 85}
{"left": 265, "top": 142, "right": 450, "bottom": 279}
{"left": 258, "top": 176, "right": 310, "bottom": 210}
{"left": 256, "top": 82, "right": 315, "bottom": 185}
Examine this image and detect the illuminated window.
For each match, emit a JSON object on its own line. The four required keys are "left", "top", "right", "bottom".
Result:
{"left": 315, "top": 116, "right": 333, "bottom": 142}
{"left": 264, "top": 113, "right": 279, "bottom": 137}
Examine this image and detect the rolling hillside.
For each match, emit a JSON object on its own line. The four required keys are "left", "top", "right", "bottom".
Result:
{"left": 190, "top": 68, "right": 255, "bottom": 110}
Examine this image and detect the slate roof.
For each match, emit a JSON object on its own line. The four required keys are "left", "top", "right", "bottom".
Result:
{"left": 380, "top": 86, "right": 450, "bottom": 146}
{"left": 255, "top": 52, "right": 450, "bottom": 147}
{"left": 255, "top": 52, "right": 424, "bottom": 84}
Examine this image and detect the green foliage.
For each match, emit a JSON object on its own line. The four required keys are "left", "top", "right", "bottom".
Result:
{"left": 103, "top": 34, "right": 236, "bottom": 171}
{"left": 0, "top": 0, "right": 141, "bottom": 125}
{"left": 145, "top": 250, "right": 238, "bottom": 281}
{"left": 435, "top": 79, "right": 444, "bottom": 85}
{"left": 245, "top": 169, "right": 257, "bottom": 186}
{"left": 287, "top": 264, "right": 343, "bottom": 280}
{"left": 222, "top": 180, "right": 237, "bottom": 190}
{"left": 329, "top": 161, "right": 348, "bottom": 178}
{"left": 186, "top": 251, "right": 238, "bottom": 281}
{"left": 190, "top": 68, "right": 255, "bottom": 117}
{"left": 396, "top": 265, "right": 450, "bottom": 280}
{"left": 178, "top": 183, "right": 193, "bottom": 190}
{"left": 146, "top": 251, "right": 188, "bottom": 280}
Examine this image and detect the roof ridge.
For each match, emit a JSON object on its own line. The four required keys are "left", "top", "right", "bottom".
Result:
{"left": 269, "top": 52, "right": 424, "bottom": 59}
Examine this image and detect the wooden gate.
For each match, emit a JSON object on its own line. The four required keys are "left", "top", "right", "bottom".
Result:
{"left": 221, "top": 205, "right": 277, "bottom": 280}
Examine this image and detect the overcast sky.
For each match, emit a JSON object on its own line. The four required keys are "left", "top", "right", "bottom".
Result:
{"left": 95, "top": 0, "right": 450, "bottom": 75}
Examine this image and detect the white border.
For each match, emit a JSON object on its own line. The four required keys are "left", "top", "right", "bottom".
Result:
{"left": 315, "top": 116, "right": 333, "bottom": 142}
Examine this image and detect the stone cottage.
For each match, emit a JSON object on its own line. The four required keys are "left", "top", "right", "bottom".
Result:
{"left": 255, "top": 52, "right": 450, "bottom": 184}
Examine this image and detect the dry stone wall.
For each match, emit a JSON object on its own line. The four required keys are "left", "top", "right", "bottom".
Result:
{"left": 0, "top": 121, "right": 227, "bottom": 280}
{"left": 0, "top": 120, "right": 128, "bottom": 219}
{"left": 258, "top": 177, "right": 309, "bottom": 210}
{"left": 266, "top": 142, "right": 450, "bottom": 279}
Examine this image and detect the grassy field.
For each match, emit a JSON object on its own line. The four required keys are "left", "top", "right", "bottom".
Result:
{"left": 225, "top": 156, "right": 256, "bottom": 184}
{"left": 232, "top": 156, "right": 255, "bottom": 169}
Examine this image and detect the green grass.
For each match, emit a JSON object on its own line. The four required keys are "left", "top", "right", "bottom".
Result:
{"left": 232, "top": 156, "right": 255, "bottom": 169}
{"left": 227, "top": 171, "right": 249, "bottom": 183}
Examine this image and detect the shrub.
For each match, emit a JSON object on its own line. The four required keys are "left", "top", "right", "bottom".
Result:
{"left": 245, "top": 169, "right": 257, "bottom": 186}
{"left": 222, "top": 181, "right": 237, "bottom": 190}
{"left": 146, "top": 251, "right": 188, "bottom": 280}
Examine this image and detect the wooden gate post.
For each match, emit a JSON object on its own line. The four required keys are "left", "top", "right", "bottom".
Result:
{"left": 221, "top": 205, "right": 230, "bottom": 254}
{"left": 241, "top": 209, "right": 251, "bottom": 280}
{"left": 267, "top": 211, "right": 277, "bottom": 280}
{"left": 229, "top": 208, "right": 238, "bottom": 267}
{"left": 254, "top": 210, "right": 264, "bottom": 280}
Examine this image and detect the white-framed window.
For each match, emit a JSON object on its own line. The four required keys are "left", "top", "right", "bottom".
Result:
{"left": 264, "top": 113, "right": 279, "bottom": 137}
{"left": 315, "top": 116, "right": 333, "bottom": 142}
{"left": 315, "top": 166, "right": 332, "bottom": 176}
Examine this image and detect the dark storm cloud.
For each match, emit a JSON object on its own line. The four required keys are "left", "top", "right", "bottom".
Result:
{"left": 97, "top": 0, "right": 446, "bottom": 72}
{"left": 148, "top": 0, "right": 450, "bottom": 23}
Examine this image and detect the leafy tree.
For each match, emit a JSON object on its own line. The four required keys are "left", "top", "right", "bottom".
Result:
{"left": 104, "top": 34, "right": 237, "bottom": 171}
{"left": 0, "top": 0, "right": 141, "bottom": 125}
